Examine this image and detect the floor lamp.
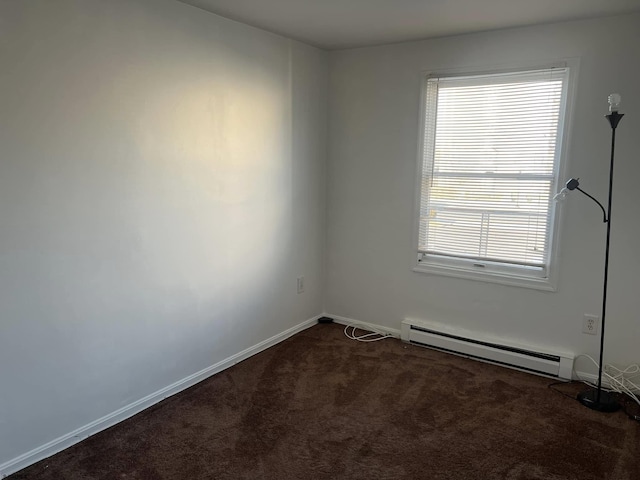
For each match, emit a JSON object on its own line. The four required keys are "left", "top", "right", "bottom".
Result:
{"left": 554, "top": 93, "right": 624, "bottom": 412}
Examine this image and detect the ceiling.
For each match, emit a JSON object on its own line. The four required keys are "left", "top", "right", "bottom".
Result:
{"left": 179, "top": 0, "right": 640, "bottom": 49}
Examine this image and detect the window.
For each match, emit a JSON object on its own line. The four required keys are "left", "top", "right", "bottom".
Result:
{"left": 414, "top": 67, "right": 571, "bottom": 290}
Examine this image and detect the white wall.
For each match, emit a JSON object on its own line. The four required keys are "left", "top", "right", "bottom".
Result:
{"left": 0, "top": 0, "right": 326, "bottom": 464}
{"left": 326, "top": 14, "right": 640, "bottom": 367}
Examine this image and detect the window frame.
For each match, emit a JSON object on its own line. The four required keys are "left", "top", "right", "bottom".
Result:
{"left": 411, "top": 61, "right": 578, "bottom": 291}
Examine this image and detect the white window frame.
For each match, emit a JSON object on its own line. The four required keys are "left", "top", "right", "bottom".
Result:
{"left": 412, "top": 61, "right": 578, "bottom": 291}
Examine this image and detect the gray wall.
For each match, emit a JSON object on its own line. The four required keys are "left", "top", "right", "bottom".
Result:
{"left": 326, "top": 14, "right": 640, "bottom": 367}
{"left": 0, "top": 0, "right": 326, "bottom": 463}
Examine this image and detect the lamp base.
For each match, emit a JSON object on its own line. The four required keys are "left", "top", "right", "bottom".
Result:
{"left": 577, "top": 388, "right": 620, "bottom": 412}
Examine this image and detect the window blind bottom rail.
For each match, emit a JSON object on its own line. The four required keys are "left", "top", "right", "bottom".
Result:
{"left": 418, "top": 251, "right": 546, "bottom": 269}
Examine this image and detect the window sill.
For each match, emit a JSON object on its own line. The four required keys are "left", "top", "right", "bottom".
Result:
{"left": 412, "top": 263, "right": 557, "bottom": 292}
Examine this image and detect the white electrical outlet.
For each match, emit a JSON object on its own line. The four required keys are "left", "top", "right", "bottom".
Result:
{"left": 297, "top": 276, "right": 305, "bottom": 294}
{"left": 583, "top": 314, "right": 599, "bottom": 335}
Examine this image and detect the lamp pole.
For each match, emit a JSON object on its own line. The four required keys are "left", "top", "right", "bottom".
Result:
{"left": 576, "top": 96, "right": 624, "bottom": 412}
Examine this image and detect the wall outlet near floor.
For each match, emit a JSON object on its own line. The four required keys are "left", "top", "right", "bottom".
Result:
{"left": 582, "top": 314, "right": 599, "bottom": 335}
{"left": 297, "top": 276, "right": 305, "bottom": 294}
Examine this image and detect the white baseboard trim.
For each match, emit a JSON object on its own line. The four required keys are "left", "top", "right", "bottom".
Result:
{"left": 0, "top": 314, "right": 322, "bottom": 479}
{"left": 325, "top": 313, "right": 402, "bottom": 338}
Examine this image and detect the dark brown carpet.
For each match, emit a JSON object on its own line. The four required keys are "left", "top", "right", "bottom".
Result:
{"left": 10, "top": 323, "right": 640, "bottom": 479}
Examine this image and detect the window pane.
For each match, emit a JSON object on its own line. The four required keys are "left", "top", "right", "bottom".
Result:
{"left": 419, "top": 68, "right": 567, "bottom": 270}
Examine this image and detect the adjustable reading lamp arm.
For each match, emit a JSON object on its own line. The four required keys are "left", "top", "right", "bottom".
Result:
{"left": 560, "top": 178, "right": 608, "bottom": 223}
{"left": 576, "top": 187, "right": 608, "bottom": 223}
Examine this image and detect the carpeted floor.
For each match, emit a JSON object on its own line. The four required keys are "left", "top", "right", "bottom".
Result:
{"left": 10, "top": 323, "right": 640, "bottom": 479}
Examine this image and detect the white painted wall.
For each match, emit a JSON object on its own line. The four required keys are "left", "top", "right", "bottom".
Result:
{"left": 326, "top": 14, "right": 640, "bottom": 367}
{"left": 0, "top": 0, "right": 326, "bottom": 465}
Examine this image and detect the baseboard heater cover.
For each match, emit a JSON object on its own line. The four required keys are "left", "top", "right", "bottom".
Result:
{"left": 401, "top": 319, "right": 573, "bottom": 379}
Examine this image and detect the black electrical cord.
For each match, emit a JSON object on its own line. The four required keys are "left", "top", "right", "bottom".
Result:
{"left": 548, "top": 380, "right": 579, "bottom": 400}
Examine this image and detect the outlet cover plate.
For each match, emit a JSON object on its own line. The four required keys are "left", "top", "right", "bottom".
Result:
{"left": 583, "top": 314, "right": 598, "bottom": 335}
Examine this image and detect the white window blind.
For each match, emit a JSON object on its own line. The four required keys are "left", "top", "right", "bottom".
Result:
{"left": 418, "top": 68, "right": 568, "bottom": 274}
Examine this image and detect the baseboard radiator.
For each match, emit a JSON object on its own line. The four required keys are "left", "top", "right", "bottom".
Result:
{"left": 401, "top": 319, "right": 573, "bottom": 379}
